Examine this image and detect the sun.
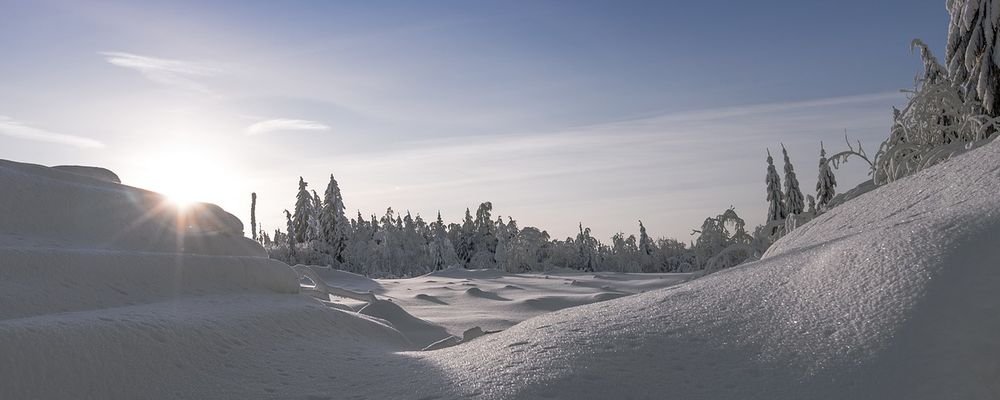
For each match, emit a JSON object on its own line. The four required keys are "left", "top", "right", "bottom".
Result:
{"left": 164, "top": 188, "right": 199, "bottom": 209}
{"left": 129, "top": 146, "right": 235, "bottom": 210}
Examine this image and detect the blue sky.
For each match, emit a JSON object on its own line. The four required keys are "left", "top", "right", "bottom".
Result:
{"left": 0, "top": 0, "right": 947, "bottom": 240}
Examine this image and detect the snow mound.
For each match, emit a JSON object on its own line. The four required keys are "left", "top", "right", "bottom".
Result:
{"left": 0, "top": 159, "right": 298, "bottom": 320}
{"left": 419, "top": 139, "right": 1000, "bottom": 399}
{"left": 464, "top": 287, "right": 511, "bottom": 301}
{"left": 0, "top": 159, "right": 258, "bottom": 256}
{"left": 516, "top": 292, "right": 628, "bottom": 312}
{"left": 358, "top": 299, "right": 453, "bottom": 348}
{"left": 51, "top": 165, "right": 122, "bottom": 183}
{"left": 305, "top": 265, "right": 382, "bottom": 293}
{"left": 414, "top": 293, "right": 448, "bottom": 305}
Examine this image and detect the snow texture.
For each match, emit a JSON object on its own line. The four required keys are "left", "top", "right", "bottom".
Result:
{"left": 4, "top": 136, "right": 1000, "bottom": 399}
{"left": 419, "top": 137, "right": 1000, "bottom": 399}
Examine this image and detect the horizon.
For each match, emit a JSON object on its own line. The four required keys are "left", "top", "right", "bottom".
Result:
{"left": 0, "top": 0, "right": 946, "bottom": 240}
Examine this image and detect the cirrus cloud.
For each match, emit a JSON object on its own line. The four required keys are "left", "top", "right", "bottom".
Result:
{"left": 246, "top": 119, "right": 331, "bottom": 135}
{"left": 100, "top": 51, "right": 223, "bottom": 93}
{"left": 0, "top": 116, "right": 105, "bottom": 149}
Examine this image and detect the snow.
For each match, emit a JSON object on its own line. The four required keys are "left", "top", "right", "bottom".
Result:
{"left": 3, "top": 136, "right": 1000, "bottom": 399}
{"left": 336, "top": 267, "right": 691, "bottom": 336}
{"left": 51, "top": 165, "right": 121, "bottom": 183}
{"left": 418, "top": 138, "right": 1000, "bottom": 399}
{"left": 0, "top": 159, "right": 261, "bottom": 256}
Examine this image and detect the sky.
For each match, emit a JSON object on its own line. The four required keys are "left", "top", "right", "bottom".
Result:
{"left": 0, "top": 0, "right": 948, "bottom": 240}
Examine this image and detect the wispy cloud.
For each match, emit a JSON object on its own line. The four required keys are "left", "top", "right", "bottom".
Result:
{"left": 0, "top": 116, "right": 105, "bottom": 148}
{"left": 246, "top": 119, "right": 331, "bottom": 135}
{"left": 100, "top": 51, "right": 222, "bottom": 93}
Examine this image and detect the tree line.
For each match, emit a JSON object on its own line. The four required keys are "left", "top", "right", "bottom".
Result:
{"left": 251, "top": 142, "right": 840, "bottom": 277}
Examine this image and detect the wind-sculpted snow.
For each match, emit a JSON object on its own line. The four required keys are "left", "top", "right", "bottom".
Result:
{"left": 4, "top": 137, "right": 1000, "bottom": 399}
{"left": 51, "top": 164, "right": 122, "bottom": 183}
{"left": 417, "top": 138, "right": 1000, "bottom": 399}
{"left": 0, "top": 159, "right": 260, "bottom": 256}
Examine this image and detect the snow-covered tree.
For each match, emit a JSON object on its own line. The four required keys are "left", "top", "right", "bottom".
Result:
{"left": 291, "top": 177, "right": 311, "bottom": 244}
{"left": 457, "top": 208, "right": 475, "bottom": 266}
{"left": 692, "top": 207, "right": 754, "bottom": 272}
{"left": 781, "top": 144, "right": 805, "bottom": 216}
{"left": 765, "top": 150, "right": 786, "bottom": 223}
{"left": 284, "top": 209, "right": 296, "bottom": 261}
{"left": 577, "top": 223, "right": 599, "bottom": 272}
{"left": 815, "top": 142, "right": 838, "bottom": 210}
{"left": 306, "top": 190, "right": 322, "bottom": 243}
{"left": 637, "top": 220, "right": 656, "bottom": 272}
{"left": 874, "top": 38, "right": 1000, "bottom": 185}
{"left": 320, "top": 174, "right": 350, "bottom": 263}
{"left": 429, "top": 212, "right": 459, "bottom": 270}
{"left": 638, "top": 220, "right": 653, "bottom": 256}
{"left": 806, "top": 195, "right": 817, "bottom": 215}
{"left": 609, "top": 231, "right": 637, "bottom": 272}
{"left": 507, "top": 226, "right": 550, "bottom": 272}
{"left": 472, "top": 202, "right": 497, "bottom": 267}
{"left": 946, "top": 0, "right": 1000, "bottom": 116}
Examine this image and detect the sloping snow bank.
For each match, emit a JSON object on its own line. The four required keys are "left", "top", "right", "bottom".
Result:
{"left": 419, "top": 139, "right": 1000, "bottom": 399}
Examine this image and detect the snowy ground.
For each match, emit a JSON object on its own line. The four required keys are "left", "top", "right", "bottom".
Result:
{"left": 3, "top": 137, "right": 1000, "bottom": 399}
{"left": 304, "top": 267, "right": 692, "bottom": 348}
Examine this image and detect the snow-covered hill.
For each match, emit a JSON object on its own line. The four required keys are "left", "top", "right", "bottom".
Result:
{"left": 418, "top": 139, "right": 1000, "bottom": 399}
{"left": 2, "top": 136, "right": 999, "bottom": 399}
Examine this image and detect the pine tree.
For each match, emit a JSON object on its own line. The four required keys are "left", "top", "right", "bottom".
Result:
{"left": 320, "top": 174, "right": 350, "bottom": 263}
{"left": 250, "top": 192, "right": 257, "bottom": 242}
{"left": 765, "top": 149, "right": 786, "bottom": 223}
{"left": 946, "top": 0, "right": 1000, "bottom": 116}
{"left": 781, "top": 144, "right": 805, "bottom": 215}
{"left": 638, "top": 220, "right": 656, "bottom": 272}
{"left": 307, "top": 190, "right": 322, "bottom": 243}
{"left": 638, "top": 220, "right": 653, "bottom": 256}
{"left": 429, "top": 211, "right": 458, "bottom": 270}
{"left": 291, "top": 177, "right": 311, "bottom": 243}
{"left": 815, "top": 142, "right": 838, "bottom": 210}
{"left": 284, "top": 209, "right": 296, "bottom": 262}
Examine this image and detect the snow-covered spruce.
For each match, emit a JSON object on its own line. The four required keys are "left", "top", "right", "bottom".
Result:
{"left": 815, "top": 142, "right": 837, "bottom": 210}
{"left": 781, "top": 144, "right": 805, "bottom": 216}
{"left": 320, "top": 174, "right": 350, "bottom": 263}
{"left": 765, "top": 149, "right": 786, "bottom": 223}
{"left": 291, "top": 177, "right": 311, "bottom": 244}
{"left": 946, "top": 0, "right": 1000, "bottom": 116}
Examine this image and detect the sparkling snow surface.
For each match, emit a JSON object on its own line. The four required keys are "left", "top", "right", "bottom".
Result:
{"left": 2, "top": 137, "right": 1000, "bottom": 399}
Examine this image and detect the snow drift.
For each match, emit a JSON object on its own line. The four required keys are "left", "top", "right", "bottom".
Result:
{"left": 0, "top": 159, "right": 261, "bottom": 257}
{"left": 418, "top": 139, "right": 1000, "bottom": 399}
